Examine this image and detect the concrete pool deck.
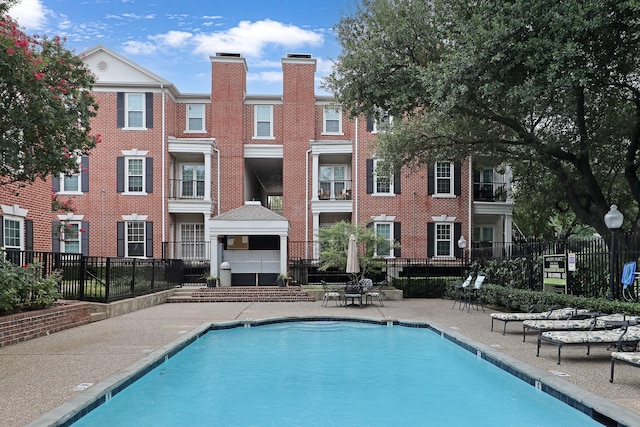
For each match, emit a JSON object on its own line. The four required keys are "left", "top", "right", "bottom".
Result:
{"left": 3, "top": 298, "right": 640, "bottom": 426}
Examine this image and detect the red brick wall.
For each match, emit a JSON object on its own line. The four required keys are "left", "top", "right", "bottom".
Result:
{"left": 0, "top": 302, "right": 91, "bottom": 348}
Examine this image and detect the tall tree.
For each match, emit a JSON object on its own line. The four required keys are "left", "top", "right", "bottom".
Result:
{"left": 325, "top": 0, "right": 640, "bottom": 239}
{"left": 0, "top": 1, "right": 99, "bottom": 185}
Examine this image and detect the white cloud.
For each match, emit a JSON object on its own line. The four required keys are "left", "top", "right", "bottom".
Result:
{"left": 247, "top": 71, "right": 283, "bottom": 84}
{"left": 150, "top": 31, "right": 193, "bottom": 48}
{"left": 192, "top": 19, "right": 323, "bottom": 58}
{"left": 122, "top": 40, "right": 158, "bottom": 55}
{"left": 8, "top": 0, "right": 49, "bottom": 30}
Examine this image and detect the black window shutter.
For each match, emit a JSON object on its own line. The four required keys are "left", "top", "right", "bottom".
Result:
{"left": 427, "top": 222, "right": 434, "bottom": 257}
{"left": 117, "top": 222, "right": 125, "bottom": 257}
{"left": 427, "top": 163, "right": 435, "bottom": 195}
{"left": 366, "top": 159, "right": 374, "bottom": 194}
{"left": 366, "top": 117, "right": 374, "bottom": 132}
{"left": 145, "top": 222, "right": 153, "bottom": 257}
{"left": 0, "top": 216, "right": 3, "bottom": 247}
{"left": 52, "top": 177, "right": 60, "bottom": 192}
{"left": 145, "top": 92, "right": 153, "bottom": 128}
{"left": 116, "top": 157, "right": 124, "bottom": 193}
{"left": 81, "top": 156, "right": 89, "bottom": 192}
{"left": 394, "top": 169, "right": 401, "bottom": 194}
{"left": 145, "top": 157, "right": 153, "bottom": 193}
{"left": 394, "top": 222, "right": 401, "bottom": 258}
{"left": 116, "top": 92, "right": 124, "bottom": 128}
{"left": 454, "top": 162, "right": 461, "bottom": 196}
{"left": 25, "top": 219, "right": 33, "bottom": 251}
{"left": 52, "top": 221, "right": 61, "bottom": 252}
{"left": 81, "top": 221, "right": 90, "bottom": 256}
{"left": 454, "top": 222, "right": 462, "bottom": 258}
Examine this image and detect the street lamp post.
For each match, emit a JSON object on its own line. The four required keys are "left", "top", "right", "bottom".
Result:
{"left": 458, "top": 235, "right": 467, "bottom": 274}
{"left": 604, "top": 205, "right": 624, "bottom": 300}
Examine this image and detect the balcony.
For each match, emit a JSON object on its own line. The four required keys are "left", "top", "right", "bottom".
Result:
{"left": 474, "top": 181, "right": 508, "bottom": 202}
{"left": 318, "top": 180, "right": 352, "bottom": 200}
{"left": 169, "top": 178, "right": 207, "bottom": 200}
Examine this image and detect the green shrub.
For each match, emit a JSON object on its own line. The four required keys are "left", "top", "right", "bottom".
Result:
{"left": 0, "top": 250, "right": 61, "bottom": 315}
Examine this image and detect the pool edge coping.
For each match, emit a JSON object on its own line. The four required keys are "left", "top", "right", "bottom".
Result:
{"left": 27, "top": 315, "right": 640, "bottom": 427}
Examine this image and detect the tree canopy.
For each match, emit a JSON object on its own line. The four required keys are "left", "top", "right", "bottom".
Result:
{"left": 0, "top": 1, "right": 99, "bottom": 185}
{"left": 325, "top": 0, "right": 640, "bottom": 238}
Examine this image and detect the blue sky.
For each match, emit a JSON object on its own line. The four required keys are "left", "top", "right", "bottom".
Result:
{"left": 8, "top": 0, "right": 355, "bottom": 94}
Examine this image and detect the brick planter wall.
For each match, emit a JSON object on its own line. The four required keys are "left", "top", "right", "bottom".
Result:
{"left": 0, "top": 302, "right": 91, "bottom": 348}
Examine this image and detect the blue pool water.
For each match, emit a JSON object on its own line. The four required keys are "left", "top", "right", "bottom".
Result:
{"left": 74, "top": 321, "right": 601, "bottom": 426}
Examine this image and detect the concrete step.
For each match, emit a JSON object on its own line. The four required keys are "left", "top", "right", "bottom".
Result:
{"left": 166, "top": 286, "right": 315, "bottom": 303}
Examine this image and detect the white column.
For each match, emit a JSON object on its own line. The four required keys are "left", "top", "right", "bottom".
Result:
{"left": 280, "top": 235, "right": 288, "bottom": 275}
{"left": 210, "top": 236, "right": 219, "bottom": 276}
{"left": 204, "top": 153, "right": 212, "bottom": 201}
{"left": 312, "top": 213, "right": 320, "bottom": 258}
{"left": 312, "top": 152, "right": 319, "bottom": 200}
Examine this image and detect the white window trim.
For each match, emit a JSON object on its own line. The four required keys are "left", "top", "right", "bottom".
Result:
{"left": 434, "top": 221, "right": 454, "bottom": 259}
{"left": 58, "top": 171, "right": 81, "bottom": 194}
{"left": 186, "top": 104, "right": 206, "bottom": 133}
{"left": 374, "top": 221, "right": 394, "bottom": 258}
{"left": 122, "top": 215, "right": 148, "bottom": 258}
{"left": 60, "top": 221, "right": 82, "bottom": 254}
{"left": 322, "top": 106, "right": 343, "bottom": 135}
{"left": 253, "top": 105, "right": 274, "bottom": 139}
{"left": 434, "top": 161, "right": 455, "bottom": 197}
{"left": 3, "top": 215, "right": 24, "bottom": 250}
{"left": 373, "top": 158, "right": 394, "bottom": 196}
{"left": 124, "top": 93, "right": 146, "bottom": 130}
{"left": 372, "top": 115, "right": 393, "bottom": 134}
{"left": 125, "top": 157, "right": 146, "bottom": 195}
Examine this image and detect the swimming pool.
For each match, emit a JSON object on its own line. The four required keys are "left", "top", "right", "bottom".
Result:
{"left": 56, "top": 319, "right": 612, "bottom": 426}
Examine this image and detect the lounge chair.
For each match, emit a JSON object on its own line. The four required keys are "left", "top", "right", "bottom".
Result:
{"left": 610, "top": 350, "right": 640, "bottom": 383}
{"left": 537, "top": 322, "right": 640, "bottom": 364}
{"left": 321, "top": 281, "right": 342, "bottom": 307}
{"left": 491, "top": 307, "right": 587, "bottom": 335}
{"left": 522, "top": 313, "right": 639, "bottom": 342}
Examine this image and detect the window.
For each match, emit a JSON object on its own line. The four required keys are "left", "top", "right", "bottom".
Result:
{"left": 372, "top": 113, "right": 393, "bottom": 133}
{"left": 180, "top": 164, "right": 205, "bottom": 198}
{"left": 3, "top": 217, "right": 22, "bottom": 250}
{"left": 474, "top": 226, "right": 494, "bottom": 243}
{"left": 319, "top": 165, "right": 349, "bottom": 199}
{"left": 254, "top": 105, "right": 273, "bottom": 138}
{"left": 126, "top": 93, "right": 144, "bottom": 128}
{"left": 179, "top": 223, "right": 205, "bottom": 258}
{"left": 126, "top": 221, "right": 145, "bottom": 257}
{"left": 60, "top": 172, "right": 80, "bottom": 193}
{"left": 127, "top": 158, "right": 144, "bottom": 193}
{"left": 435, "top": 223, "right": 452, "bottom": 257}
{"left": 61, "top": 222, "right": 81, "bottom": 254}
{"left": 323, "top": 107, "right": 342, "bottom": 134}
{"left": 374, "top": 222, "right": 393, "bottom": 257}
{"left": 374, "top": 159, "right": 393, "bottom": 195}
{"left": 435, "top": 161, "right": 453, "bottom": 195}
{"left": 187, "top": 104, "right": 205, "bottom": 132}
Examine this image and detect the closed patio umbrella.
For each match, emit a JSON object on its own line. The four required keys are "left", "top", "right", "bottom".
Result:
{"left": 346, "top": 233, "right": 360, "bottom": 281}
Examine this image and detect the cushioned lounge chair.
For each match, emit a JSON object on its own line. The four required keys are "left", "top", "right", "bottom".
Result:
{"left": 610, "top": 350, "right": 640, "bottom": 383}
{"left": 462, "top": 272, "right": 486, "bottom": 313}
{"left": 521, "top": 313, "right": 640, "bottom": 342}
{"left": 451, "top": 274, "right": 474, "bottom": 310}
{"left": 537, "top": 323, "right": 640, "bottom": 364}
{"left": 491, "top": 307, "right": 587, "bottom": 335}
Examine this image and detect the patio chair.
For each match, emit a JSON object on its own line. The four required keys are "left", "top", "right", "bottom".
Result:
{"left": 537, "top": 321, "right": 640, "bottom": 364}
{"left": 462, "top": 272, "right": 486, "bottom": 313}
{"left": 321, "top": 281, "right": 342, "bottom": 307}
{"left": 451, "top": 274, "right": 474, "bottom": 310}
{"left": 622, "top": 261, "right": 640, "bottom": 302}
{"left": 365, "top": 279, "right": 387, "bottom": 306}
{"left": 491, "top": 307, "right": 588, "bottom": 335}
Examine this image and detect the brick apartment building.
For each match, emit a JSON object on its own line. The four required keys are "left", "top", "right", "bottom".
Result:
{"left": 0, "top": 45, "right": 513, "bottom": 285}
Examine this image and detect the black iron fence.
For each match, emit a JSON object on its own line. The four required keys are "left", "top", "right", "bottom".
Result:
{"left": 5, "top": 250, "right": 183, "bottom": 303}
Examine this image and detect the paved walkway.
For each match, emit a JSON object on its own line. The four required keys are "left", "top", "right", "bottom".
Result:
{"left": 3, "top": 299, "right": 640, "bottom": 426}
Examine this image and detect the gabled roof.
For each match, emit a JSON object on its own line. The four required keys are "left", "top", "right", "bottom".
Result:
{"left": 209, "top": 202, "right": 289, "bottom": 237}
{"left": 80, "top": 45, "right": 185, "bottom": 98}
